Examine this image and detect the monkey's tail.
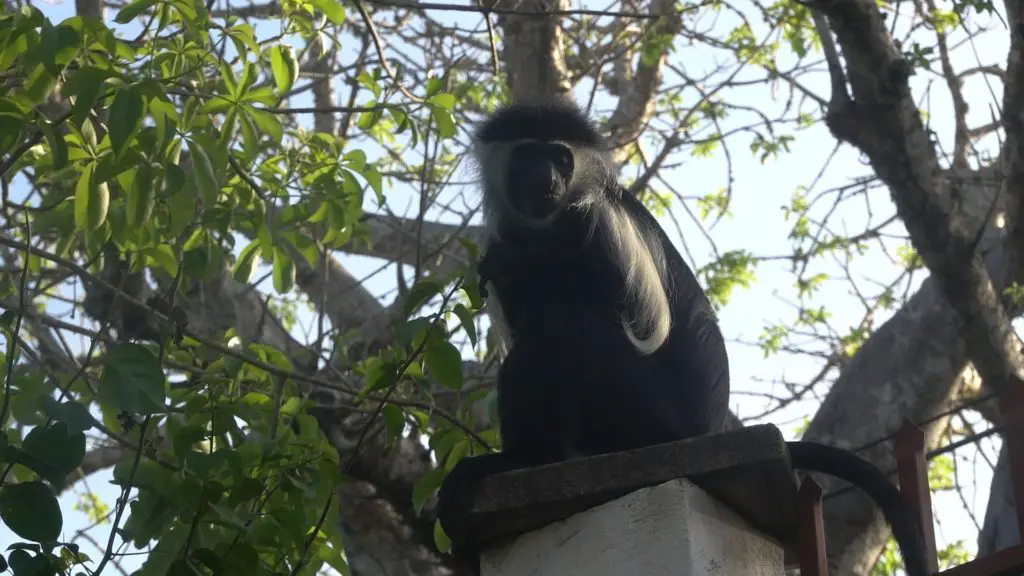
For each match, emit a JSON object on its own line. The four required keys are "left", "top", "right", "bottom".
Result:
{"left": 786, "top": 441, "right": 932, "bottom": 576}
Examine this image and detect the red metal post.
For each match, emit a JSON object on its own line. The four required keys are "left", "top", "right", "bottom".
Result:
{"left": 895, "top": 420, "right": 939, "bottom": 574}
{"left": 797, "top": 476, "right": 828, "bottom": 576}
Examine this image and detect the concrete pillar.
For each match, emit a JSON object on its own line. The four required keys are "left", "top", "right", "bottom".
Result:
{"left": 480, "top": 478, "right": 785, "bottom": 576}
{"left": 438, "top": 424, "right": 800, "bottom": 576}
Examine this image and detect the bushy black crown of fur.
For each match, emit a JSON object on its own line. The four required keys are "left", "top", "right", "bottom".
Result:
{"left": 474, "top": 101, "right": 604, "bottom": 147}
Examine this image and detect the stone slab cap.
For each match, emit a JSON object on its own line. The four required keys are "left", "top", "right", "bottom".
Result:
{"left": 444, "top": 424, "right": 799, "bottom": 559}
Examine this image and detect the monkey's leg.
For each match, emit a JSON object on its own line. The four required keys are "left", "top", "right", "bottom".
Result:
{"left": 437, "top": 452, "right": 523, "bottom": 576}
{"left": 438, "top": 345, "right": 576, "bottom": 534}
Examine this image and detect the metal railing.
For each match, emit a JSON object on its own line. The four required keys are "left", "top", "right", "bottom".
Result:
{"left": 797, "top": 385, "right": 1024, "bottom": 576}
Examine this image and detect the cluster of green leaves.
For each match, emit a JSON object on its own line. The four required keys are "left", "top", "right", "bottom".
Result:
{"left": 384, "top": 243, "right": 500, "bottom": 554}
{"left": 753, "top": 176, "right": 913, "bottom": 362}
{"left": 0, "top": 0, "right": 468, "bottom": 569}
{"left": 697, "top": 249, "right": 757, "bottom": 308}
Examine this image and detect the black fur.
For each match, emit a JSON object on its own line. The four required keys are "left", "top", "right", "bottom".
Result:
{"left": 437, "top": 101, "right": 930, "bottom": 576}
{"left": 473, "top": 101, "right": 605, "bottom": 148}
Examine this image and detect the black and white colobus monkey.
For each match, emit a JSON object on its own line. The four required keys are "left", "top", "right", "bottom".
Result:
{"left": 436, "top": 100, "right": 930, "bottom": 576}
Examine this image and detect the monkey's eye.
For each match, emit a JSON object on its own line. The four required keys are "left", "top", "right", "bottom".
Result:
{"left": 553, "top": 150, "right": 570, "bottom": 169}
{"left": 547, "top": 144, "right": 574, "bottom": 180}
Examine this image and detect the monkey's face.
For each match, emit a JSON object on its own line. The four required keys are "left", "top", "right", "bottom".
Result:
{"left": 475, "top": 138, "right": 584, "bottom": 233}
{"left": 504, "top": 140, "right": 575, "bottom": 220}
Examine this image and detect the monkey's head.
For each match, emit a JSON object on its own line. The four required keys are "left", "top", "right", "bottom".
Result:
{"left": 472, "top": 101, "right": 615, "bottom": 232}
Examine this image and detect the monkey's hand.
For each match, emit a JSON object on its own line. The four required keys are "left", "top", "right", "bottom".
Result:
{"left": 477, "top": 241, "right": 520, "bottom": 299}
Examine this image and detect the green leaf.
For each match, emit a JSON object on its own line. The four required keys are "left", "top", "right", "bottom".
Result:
{"left": 245, "top": 107, "right": 283, "bottom": 143}
{"left": 23, "top": 64, "right": 58, "bottom": 104}
{"left": 0, "top": 116, "right": 24, "bottom": 157}
{"left": 108, "top": 85, "right": 146, "bottom": 159}
{"left": 6, "top": 550, "right": 35, "bottom": 576}
{"left": 411, "top": 467, "right": 446, "bottom": 516}
{"left": 272, "top": 247, "right": 295, "bottom": 294}
{"left": 269, "top": 44, "right": 299, "bottom": 96}
{"left": 279, "top": 396, "right": 302, "bottom": 417}
{"left": 357, "top": 109, "right": 383, "bottom": 131}
{"left": 359, "top": 361, "right": 398, "bottom": 397}
{"left": 0, "top": 481, "right": 62, "bottom": 543}
{"left": 311, "top": 0, "right": 346, "bottom": 24}
{"left": 74, "top": 163, "right": 109, "bottom": 231}
{"left": 232, "top": 241, "right": 260, "bottom": 283}
{"left": 187, "top": 138, "right": 219, "bottom": 207}
{"left": 382, "top": 404, "right": 404, "bottom": 446}
{"left": 363, "top": 165, "right": 383, "bottom": 204}
{"left": 39, "top": 399, "right": 96, "bottom": 434}
{"left": 182, "top": 227, "right": 206, "bottom": 252}
{"left": 22, "top": 422, "right": 86, "bottom": 488}
{"left": 38, "top": 120, "right": 67, "bottom": 170}
{"left": 111, "top": 458, "right": 168, "bottom": 492}
{"left": 221, "top": 540, "right": 260, "bottom": 574}
{"left": 99, "top": 343, "right": 166, "bottom": 415}
{"left": 167, "top": 179, "right": 195, "bottom": 238}
{"left": 0, "top": 444, "right": 61, "bottom": 489}
{"left": 172, "top": 425, "right": 207, "bottom": 460}
{"left": 64, "top": 67, "right": 114, "bottom": 125}
{"left": 115, "top": 0, "right": 159, "bottom": 23}
{"left": 457, "top": 236, "right": 480, "bottom": 261}
{"left": 199, "top": 96, "right": 234, "bottom": 116}
{"left": 433, "top": 108, "right": 456, "bottom": 139}
{"left": 452, "top": 303, "right": 477, "bottom": 347}
{"left": 404, "top": 279, "right": 442, "bottom": 317}
{"left": 445, "top": 439, "right": 468, "bottom": 471}
{"left": 426, "top": 77, "right": 444, "bottom": 97}
{"left": 0, "top": 97, "right": 27, "bottom": 119}
{"left": 424, "top": 339, "right": 463, "bottom": 390}
{"left": 427, "top": 93, "right": 455, "bottom": 111}
{"left": 191, "top": 548, "right": 224, "bottom": 574}
{"left": 434, "top": 518, "right": 452, "bottom": 554}
{"left": 240, "top": 86, "right": 276, "bottom": 107}
{"left": 127, "top": 161, "right": 156, "bottom": 228}
{"left": 142, "top": 244, "right": 178, "bottom": 277}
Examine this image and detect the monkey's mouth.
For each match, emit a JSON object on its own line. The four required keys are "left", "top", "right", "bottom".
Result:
{"left": 511, "top": 183, "right": 565, "bottom": 220}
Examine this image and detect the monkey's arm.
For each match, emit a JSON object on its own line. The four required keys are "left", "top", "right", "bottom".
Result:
{"left": 477, "top": 238, "right": 549, "bottom": 298}
{"left": 477, "top": 241, "right": 512, "bottom": 299}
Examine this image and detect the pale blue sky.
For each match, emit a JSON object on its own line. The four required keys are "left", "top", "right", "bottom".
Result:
{"left": 0, "top": 0, "right": 1011, "bottom": 572}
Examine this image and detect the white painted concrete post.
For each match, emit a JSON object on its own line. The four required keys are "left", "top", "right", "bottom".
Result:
{"left": 480, "top": 478, "right": 786, "bottom": 576}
